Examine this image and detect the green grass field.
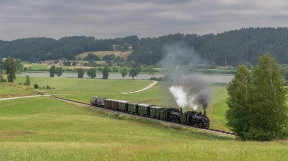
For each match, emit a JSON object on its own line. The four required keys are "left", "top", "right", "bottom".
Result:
{"left": 12, "top": 76, "right": 231, "bottom": 130}
{"left": 23, "top": 63, "right": 50, "bottom": 71}
{"left": 0, "top": 83, "right": 31, "bottom": 98}
{"left": 0, "top": 97, "right": 287, "bottom": 161}
{"left": 14, "top": 77, "right": 176, "bottom": 107}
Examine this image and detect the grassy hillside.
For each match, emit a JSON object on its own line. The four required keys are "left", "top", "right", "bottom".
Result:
{"left": 209, "top": 85, "right": 230, "bottom": 131}
{"left": 0, "top": 83, "right": 31, "bottom": 98}
{"left": 75, "top": 50, "right": 133, "bottom": 60}
{"left": 14, "top": 77, "right": 176, "bottom": 107}
{"left": 0, "top": 97, "right": 287, "bottom": 161}
{"left": 13, "top": 76, "right": 231, "bottom": 130}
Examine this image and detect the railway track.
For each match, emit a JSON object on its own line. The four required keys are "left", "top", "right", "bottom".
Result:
{"left": 51, "top": 96, "right": 236, "bottom": 138}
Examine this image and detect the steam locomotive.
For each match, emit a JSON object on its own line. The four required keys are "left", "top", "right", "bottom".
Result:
{"left": 90, "top": 96, "right": 210, "bottom": 129}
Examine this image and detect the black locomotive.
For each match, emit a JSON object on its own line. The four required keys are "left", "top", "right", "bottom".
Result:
{"left": 90, "top": 96, "right": 209, "bottom": 129}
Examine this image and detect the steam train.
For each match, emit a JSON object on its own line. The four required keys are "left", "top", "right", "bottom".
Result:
{"left": 90, "top": 96, "right": 210, "bottom": 129}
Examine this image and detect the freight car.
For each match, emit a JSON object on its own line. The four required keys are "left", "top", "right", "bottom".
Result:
{"left": 90, "top": 96, "right": 209, "bottom": 129}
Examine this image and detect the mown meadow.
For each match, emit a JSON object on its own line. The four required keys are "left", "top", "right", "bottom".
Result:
{"left": 12, "top": 76, "right": 229, "bottom": 130}
{"left": 0, "top": 97, "right": 287, "bottom": 161}
{"left": 0, "top": 83, "right": 31, "bottom": 98}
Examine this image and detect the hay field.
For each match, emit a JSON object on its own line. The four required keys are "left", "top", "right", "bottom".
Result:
{"left": 76, "top": 50, "right": 133, "bottom": 60}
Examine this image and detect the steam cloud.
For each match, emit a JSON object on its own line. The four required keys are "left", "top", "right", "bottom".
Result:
{"left": 160, "top": 42, "right": 212, "bottom": 111}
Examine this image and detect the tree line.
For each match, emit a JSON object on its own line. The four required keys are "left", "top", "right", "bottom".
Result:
{"left": 3, "top": 28, "right": 288, "bottom": 66}
{"left": 48, "top": 66, "right": 140, "bottom": 80}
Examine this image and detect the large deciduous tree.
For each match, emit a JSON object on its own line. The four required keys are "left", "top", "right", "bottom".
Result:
{"left": 248, "top": 54, "right": 288, "bottom": 140}
{"left": 129, "top": 67, "right": 139, "bottom": 80}
{"left": 87, "top": 68, "right": 96, "bottom": 78}
{"left": 55, "top": 67, "right": 64, "bottom": 77}
{"left": 49, "top": 66, "right": 56, "bottom": 77}
{"left": 76, "top": 68, "right": 85, "bottom": 78}
{"left": 121, "top": 68, "right": 128, "bottom": 79}
{"left": 102, "top": 67, "right": 110, "bottom": 79}
{"left": 226, "top": 54, "right": 288, "bottom": 141}
{"left": 226, "top": 65, "right": 251, "bottom": 139}
{"left": 4, "top": 58, "right": 17, "bottom": 82}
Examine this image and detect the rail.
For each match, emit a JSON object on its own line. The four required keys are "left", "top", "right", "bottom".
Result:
{"left": 51, "top": 96, "right": 236, "bottom": 138}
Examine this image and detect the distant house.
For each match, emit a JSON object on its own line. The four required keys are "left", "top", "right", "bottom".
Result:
{"left": 128, "top": 44, "right": 133, "bottom": 50}
{"left": 112, "top": 45, "right": 121, "bottom": 51}
{"left": 2, "top": 58, "right": 7, "bottom": 61}
{"left": 40, "top": 59, "right": 65, "bottom": 66}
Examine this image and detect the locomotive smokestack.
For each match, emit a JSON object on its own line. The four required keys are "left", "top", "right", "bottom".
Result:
{"left": 204, "top": 110, "right": 207, "bottom": 116}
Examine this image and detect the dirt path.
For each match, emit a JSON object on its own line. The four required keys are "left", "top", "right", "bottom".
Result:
{"left": 0, "top": 95, "right": 50, "bottom": 101}
{"left": 121, "top": 81, "right": 158, "bottom": 94}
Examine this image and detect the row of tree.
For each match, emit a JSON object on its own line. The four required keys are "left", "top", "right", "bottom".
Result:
{"left": 49, "top": 66, "right": 64, "bottom": 77}
{"left": 3, "top": 28, "right": 288, "bottom": 66}
{"left": 226, "top": 54, "right": 288, "bottom": 140}
{"left": 49, "top": 66, "right": 141, "bottom": 79}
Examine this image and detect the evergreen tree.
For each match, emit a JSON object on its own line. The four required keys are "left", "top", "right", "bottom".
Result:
{"left": 76, "top": 68, "right": 85, "bottom": 78}
{"left": 4, "top": 58, "right": 16, "bottom": 82}
{"left": 49, "top": 66, "right": 56, "bottom": 77}
{"left": 226, "top": 65, "right": 251, "bottom": 139}
{"left": 121, "top": 68, "right": 128, "bottom": 79}
{"left": 87, "top": 68, "right": 96, "bottom": 78}
{"left": 102, "top": 67, "right": 110, "bottom": 79}
{"left": 248, "top": 54, "right": 288, "bottom": 140}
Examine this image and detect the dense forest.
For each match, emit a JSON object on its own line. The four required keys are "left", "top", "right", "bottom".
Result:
{"left": 1, "top": 27, "right": 288, "bottom": 66}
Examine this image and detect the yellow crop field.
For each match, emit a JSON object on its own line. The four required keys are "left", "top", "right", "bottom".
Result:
{"left": 75, "top": 50, "right": 133, "bottom": 60}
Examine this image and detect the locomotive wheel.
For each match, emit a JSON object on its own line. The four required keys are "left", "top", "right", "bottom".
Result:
{"left": 198, "top": 123, "right": 204, "bottom": 128}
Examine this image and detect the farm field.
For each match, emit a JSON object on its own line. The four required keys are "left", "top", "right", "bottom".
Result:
{"left": 23, "top": 63, "right": 50, "bottom": 71}
{"left": 76, "top": 50, "right": 133, "bottom": 60}
{"left": 0, "top": 97, "right": 287, "bottom": 161}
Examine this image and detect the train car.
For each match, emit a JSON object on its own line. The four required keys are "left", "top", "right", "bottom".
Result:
{"left": 118, "top": 100, "right": 129, "bottom": 112}
{"left": 90, "top": 96, "right": 105, "bottom": 107}
{"left": 127, "top": 102, "right": 138, "bottom": 114}
{"left": 138, "top": 104, "right": 150, "bottom": 116}
{"left": 104, "top": 99, "right": 112, "bottom": 109}
{"left": 104, "top": 99, "right": 120, "bottom": 110}
{"left": 90, "top": 96, "right": 209, "bottom": 129}
{"left": 110, "top": 99, "right": 119, "bottom": 110}
{"left": 150, "top": 106, "right": 163, "bottom": 119}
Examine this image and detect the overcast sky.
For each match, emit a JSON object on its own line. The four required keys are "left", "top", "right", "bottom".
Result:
{"left": 0, "top": 0, "right": 287, "bottom": 40}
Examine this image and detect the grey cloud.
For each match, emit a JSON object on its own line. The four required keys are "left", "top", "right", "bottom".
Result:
{"left": 1, "top": 0, "right": 288, "bottom": 40}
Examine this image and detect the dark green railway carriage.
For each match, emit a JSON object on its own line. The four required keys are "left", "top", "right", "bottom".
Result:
{"left": 127, "top": 102, "right": 138, "bottom": 114}
{"left": 138, "top": 104, "right": 150, "bottom": 116}
{"left": 118, "top": 100, "right": 129, "bottom": 112}
{"left": 150, "top": 106, "right": 163, "bottom": 119}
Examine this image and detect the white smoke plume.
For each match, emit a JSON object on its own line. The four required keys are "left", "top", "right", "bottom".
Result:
{"left": 160, "top": 42, "right": 212, "bottom": 111}
{"left": 169, "top": 85, "right": 187, "bottom": 107}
